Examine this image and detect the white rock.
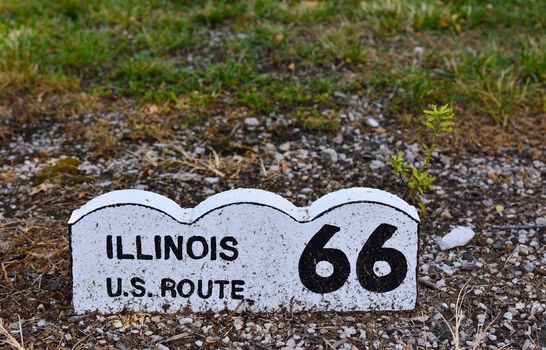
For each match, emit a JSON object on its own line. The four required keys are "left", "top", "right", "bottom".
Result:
{"left": 178, "top": 317, "right": 193, "bottom": 325}
{"left": 411, "top": 315, "right": 429, "bottom": 322}
{"left": 369, "top": 159, "right": 385, "bottom": 170}
{"left": 524, "top": 262, "right": 534, "bottom": 273}
{"left": 321, "top": 148, "right": 338, "bottom": 163}
{"left": 536, "top": 217, "right": 546, "bottom": 226}
{"left": 279, "top": 142, "right": 291, "bottom": 151}
{"left": 205, "top": 177, "right": 219, "bottom": 184}
{"left": 413, "top": 46, "right": 425, "bottom": 57}
{"left": 439, "top": 226, "right": 475, "bottom": 251}
{"left": 440, "top": 209, "right": 452, "bottom": 219}
{"left": 366, "top": 117, "right": 380, "bottom": 128}
{"left": 519, "top": 245, "right": 530, "bottom": 255}
{"left": 285, "top": 338, "right": 296, "bottom": 347}
{"left": 244, "top": 117, "right": 259, "bottom": 126}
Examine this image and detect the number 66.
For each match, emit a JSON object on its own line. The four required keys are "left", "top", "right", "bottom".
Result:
{"left": 298, "top": 224, "right": 408, "bottom": 293}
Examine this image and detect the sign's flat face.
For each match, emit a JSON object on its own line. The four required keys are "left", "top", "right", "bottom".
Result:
{"left": 69, "top": 188, "right": 419, "bottom": 314}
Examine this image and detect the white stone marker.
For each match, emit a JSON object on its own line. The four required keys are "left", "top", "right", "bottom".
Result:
{"left": 69, "top": 188, "right": 419, "bottom": 314}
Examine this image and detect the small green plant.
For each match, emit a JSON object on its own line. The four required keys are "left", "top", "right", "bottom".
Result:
{"left": 391, "top": 104, "right": 456, "bottom": 214}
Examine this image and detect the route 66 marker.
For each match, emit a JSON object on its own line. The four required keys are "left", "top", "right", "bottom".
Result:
{"left": 69, "top": 188, "right": 419, "bottom": 314}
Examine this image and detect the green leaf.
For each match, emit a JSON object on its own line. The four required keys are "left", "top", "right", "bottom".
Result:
{"left": 390, "top": 151, "right": 410, "bottom": 175}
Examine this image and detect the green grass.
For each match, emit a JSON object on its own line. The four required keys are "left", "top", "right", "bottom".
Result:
{"left": 0, "top": 0, "right": 545, "bottom": 137}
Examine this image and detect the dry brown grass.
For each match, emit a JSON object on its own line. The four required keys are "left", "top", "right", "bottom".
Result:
{"left": 440, "top": 280, "right": 502, "bottom": 350}
{"left": 171, "top": 144, "right": 252, "bottom": 179}
{"left": 123, "top": 109, "right": 175, "bottom": 142}
{"left": 0, "top": 71, "right": 102, "bottom": 120}
{"left": 0, "top": 71, "right": 77, "bottom": 99}
{"left": 65, "top": 117, "right": 124, "bottom": 159}
{"left": 0, "top": 219, "right": 69, "bottom": 295}
{"left": 0, "top": 317, "right": 25, "bottom": 350}
{"left": 0, "top": 126, "right": 11, "bottom": 143}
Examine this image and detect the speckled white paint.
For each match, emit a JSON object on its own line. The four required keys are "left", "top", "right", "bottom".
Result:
{"left": 70, "top": 188, "right": 419, "bottom": 314}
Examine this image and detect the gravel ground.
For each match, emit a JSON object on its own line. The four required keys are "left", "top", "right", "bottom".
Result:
{"left": 0, "top": 94, "right": 544, "bottom": 349}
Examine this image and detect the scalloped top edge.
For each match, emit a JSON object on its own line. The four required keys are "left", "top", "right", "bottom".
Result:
{"left": 68, "top": 188, "right": 419, "bottom": 225}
